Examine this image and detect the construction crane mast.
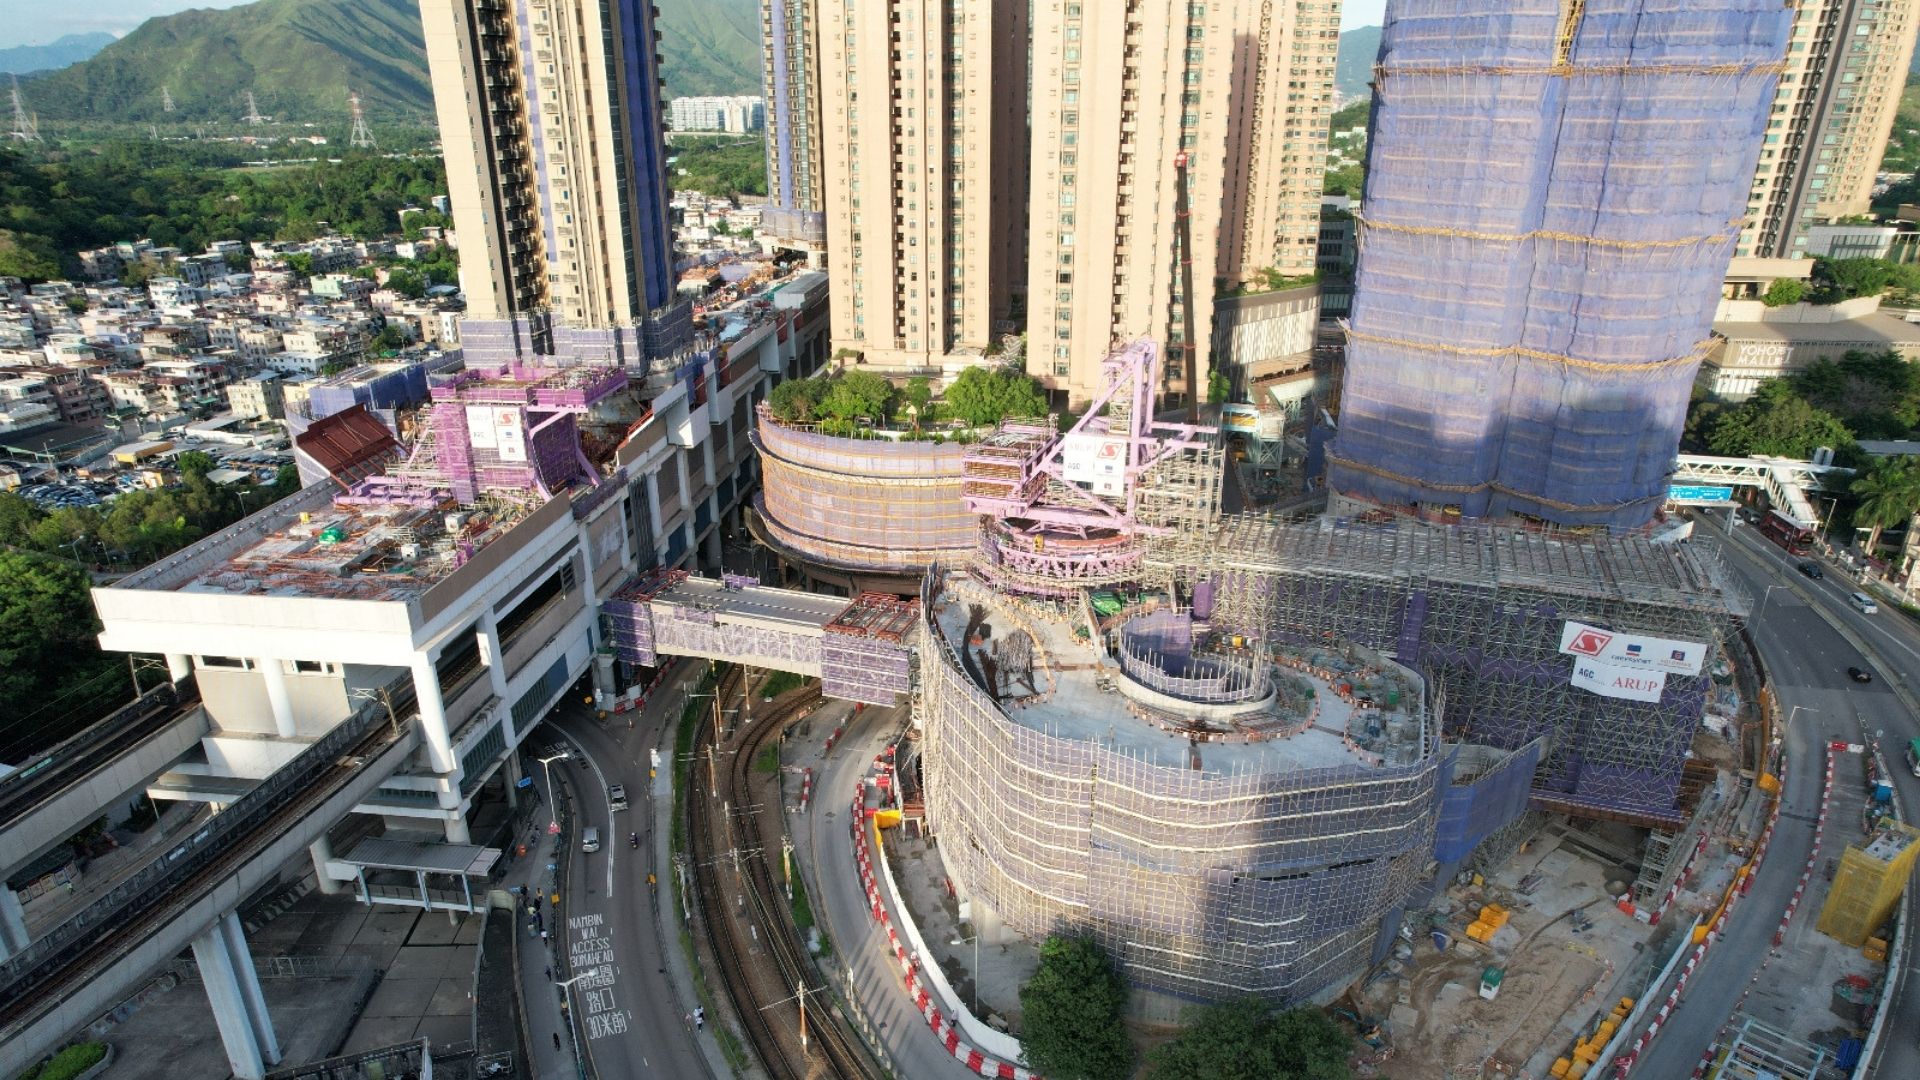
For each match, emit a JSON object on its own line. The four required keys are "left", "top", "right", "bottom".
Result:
{"left": 348, "top": 91, "right": 377, "bottom": 150}
{"left": 1173, "top": 151, "right": 1199, "bottom": 424}
{"left": 242, "top": 91, "right": 265, "bottom": 126}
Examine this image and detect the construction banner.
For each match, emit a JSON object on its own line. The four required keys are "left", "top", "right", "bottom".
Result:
{"left": 1570, "top": 657, "right": 1667, "bottom": 702}
{"left": 1559, "top": 621, "right": 1705, "bottom": 676}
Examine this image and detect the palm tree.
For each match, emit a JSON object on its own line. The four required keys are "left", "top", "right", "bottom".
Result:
{"left": 1850, "top": 458, "right": 1920, "bottom": 556}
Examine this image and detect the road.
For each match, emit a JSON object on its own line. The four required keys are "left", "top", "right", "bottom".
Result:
{"left": 801, "top": 702, "right": 982, "bottom": 1080}
{"left": 538, "top": 690, "right": 709, "bottom": 1080}
{"left": 1630, "top": 514, "right": 1920, "bottom": 1076}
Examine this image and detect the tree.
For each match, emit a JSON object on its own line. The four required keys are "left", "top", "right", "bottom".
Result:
{"left": 63, "top": 293, "right": 88, "bottom": 314}
{"left": 767, "top": 376, "right": 828, "bottom": 423}
{"left": 903, "top": 376, "right": 934, "bottom": 430}
{"left": 0, "top": 491, "right": 41, "bottom": 546}
{"left": 0, "top": 228, "right": 59, "bottom": 280}
{"left": 1704, "top": 381, "right": 1856, "bottom": 460}
{"left": 1147, "top": 999, "right": 1353, "bottom": 1080}
{"left": 269, "top": 463, "right": 302, "bottom": 499}
{"left": 1207, "top": 369, "right": 1233, "bottom": 405}
{"left": 945, "top": 365, "right": 1051, "bottom": 427}
{"left": 1019, "top": 935, "right": 1133, "bottom": 1080}
{"left": 818, "top": 370, "right": 895, "bottom": 422}
{"left": 1850, "top": 457, "right": 1920, "bottom": 554}
{"left": 0, "top": 551, "right": 131, "bottom": 761}
{"left": 385, "top": 265, "right": 428, "bottom": 299}
{"left": 1790, "top": 350, "right": 1920, "bottom": 439}
{"left": 175, "top": 450, "right": 216, "bottom": 479}
{"left": 1760, "top": 278, "right": 1806, "bottom": 307}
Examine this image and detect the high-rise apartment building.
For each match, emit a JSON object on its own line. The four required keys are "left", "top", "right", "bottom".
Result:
{"left": 818, "top": 0, "right": 1029, "bottom": 372}
{"left": 1327, "top": 0, "right": 1791, "bottom": 531}
{"left": 668, "top": 95, "right": 766, "bottom": 133}
{"left": 1740, "top": 0, "right": 1919, "bottom": 259}
{"left": 761, "top": 0, "right": 828, "bottom": 254}
{"left": 422, "top": 0, "right": 689, "bottom": 367}
{"left": 1026, "top": 0, "right": 1339, "bottom": 407}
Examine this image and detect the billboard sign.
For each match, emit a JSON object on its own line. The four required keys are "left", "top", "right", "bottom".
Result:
{"left": 1559, "top": 621, "right": 1705, "bottom": 676}
{"left": 1061, "top": 434, "right": 1128, "bottom": 496}
{"left": 1221, "top": 404, "right": 1260, "bottom": 434}
{"left": 493, "top": 407, "right": 527, "bottom": 462}
{"left": 1668, "top": 484, "right": 1735, "bottom": 505}
{"left": 1570, "top": 657, "right": 1667, "bottom": 702}
{"left": 465, "top": 405, "right": 499, "bottom": 449}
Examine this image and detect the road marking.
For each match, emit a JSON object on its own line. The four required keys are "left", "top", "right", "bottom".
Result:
{"left": 566, "top": 730, "right": 620, "bottom": 899}
{"left": 567, "top": 912, "right": 629, "bottom": 1039}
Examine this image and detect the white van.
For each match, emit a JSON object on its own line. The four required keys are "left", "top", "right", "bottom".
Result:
{"left": 581, "top": 826, "right": 601, "bottom": 853}
{"left": 1850, "top": 592, "right": 1879, "bottom": 614}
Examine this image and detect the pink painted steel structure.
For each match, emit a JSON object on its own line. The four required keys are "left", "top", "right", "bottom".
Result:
{"left": 341, "top": 362, "right": 628, "bottom": 507}
{"left": 960, "top": 338, "right": 1215, "bottom": 593}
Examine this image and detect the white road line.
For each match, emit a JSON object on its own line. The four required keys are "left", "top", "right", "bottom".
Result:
{"left": 570, "top": 737, "right": 618, "bottom": 898}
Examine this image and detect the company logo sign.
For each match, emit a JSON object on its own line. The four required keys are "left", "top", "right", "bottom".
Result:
{"left": 1559, "top": 621, "right": 1705, "bottom": 677}
{"left": 1570, "top": 658, "right": 1668, "bottom": 702}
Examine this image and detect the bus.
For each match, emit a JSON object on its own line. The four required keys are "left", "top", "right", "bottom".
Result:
{"left": 1907, "top": 738, "right": 1920, "bottom": 779}
{"left": 1758, "top": 509, "right": 1815, "bottom": 555}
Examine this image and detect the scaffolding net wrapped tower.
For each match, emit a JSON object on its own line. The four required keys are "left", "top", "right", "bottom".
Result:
{"left": 1327, "top": 0, "right": 1793, "bottom": 530}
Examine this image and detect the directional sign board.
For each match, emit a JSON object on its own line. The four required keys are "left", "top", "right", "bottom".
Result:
{"left": 1667, "top": 484, "right": 1736, "bottom": 505}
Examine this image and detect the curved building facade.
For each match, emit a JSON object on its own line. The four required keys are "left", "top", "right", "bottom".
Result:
{"left": 918, "top": 571, "right": 1444, "bottom": 1011}
{"left": 750, "top": 408, "right": 978, "bottom": 588}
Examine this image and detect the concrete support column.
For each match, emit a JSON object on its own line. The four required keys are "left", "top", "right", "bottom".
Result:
{"left": 502, "top": 751, "right": 523, "bottom": 810}
{"left": 408, "top": 656, "right": 457, "bottom": 774}
{"left": 221, "top": 912, "right": 280, "bottom": 1066}
{"left": 309, "top": 835, "right": 341, "bottom": 895}
{"left": 704, "top": 518, "right": 723, "bottom": 568}
{"left": 645, "top": 471, "right": 664, "bottom": 558}
{"left": 0, "top": 885, "right": 31, "bottom": 959}
{"left": 192, "top": 916, "right": 275, "bottom": 1080}
{"left": 166, "top": 653, "right": 193, "bottom": 682}
{"left": 479, "top": 611, "right": 511, "bottom": 705}
{"left": 257, "top": 660, "right": 297, "bottom": 738}
{"left": 443, "top": 811, "right": 472, "bottom": 844}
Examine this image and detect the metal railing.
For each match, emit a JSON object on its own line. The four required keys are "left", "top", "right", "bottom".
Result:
{"left": 0, "top": 677, "right": 414, "bottom": 1013}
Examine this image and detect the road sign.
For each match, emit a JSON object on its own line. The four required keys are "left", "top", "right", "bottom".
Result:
{"left": 548, "top": 821, "right": 561, "bottom": 835}
{"left": 517, "top": 776, "right": 535, "bottom": 789}
{"left": 1668, "top": 483, "right": 1735, "bottom": 505}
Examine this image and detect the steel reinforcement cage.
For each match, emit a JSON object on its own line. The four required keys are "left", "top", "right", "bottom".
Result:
{"left": 1326, "top": 0, "right": 1793, "bottom": 529}
{"left": 918, "top": 569, "right": 1446, "bottom": 1006}
{"left": 751, "top": 407, "right": 978, "bottom": 573}
{"left": 1153, "top": 516, "right": 1742, "bottom": 826}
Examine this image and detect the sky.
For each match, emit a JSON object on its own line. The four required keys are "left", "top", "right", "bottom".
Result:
{"left": 0, "top": 0, "right": 255, "bottom": 49}
{"left": 0, "top": 0, "right": 1390, "bottom": 51}
{"left": 1344, "top": 0, "right": 1387, "bottom": 31}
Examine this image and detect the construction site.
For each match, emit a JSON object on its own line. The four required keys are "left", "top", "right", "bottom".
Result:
{"left": 745, "top": 336, "right": 1755, "bottom": 1025}
{"left": 1325, "top": 0, "right": 1794, "bottom": 530}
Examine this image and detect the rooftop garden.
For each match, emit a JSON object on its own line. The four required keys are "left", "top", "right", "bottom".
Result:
{"left": 765, "top": 365, "right": 1052, "bottom": 441}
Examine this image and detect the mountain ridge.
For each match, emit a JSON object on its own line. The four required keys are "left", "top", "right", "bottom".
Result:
{"left": 20, "top": 0, "right": 762, "bottom": 125}
{"left": 0, "top": 33, "right": 117, "bottom": 76}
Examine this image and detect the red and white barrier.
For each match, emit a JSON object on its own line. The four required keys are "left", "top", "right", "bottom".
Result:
{"left": 849, "top": 781, "right": 1042, "bottom": 1080}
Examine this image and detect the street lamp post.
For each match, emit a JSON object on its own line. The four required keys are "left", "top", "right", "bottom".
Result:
{"left": 537, "top": 751, "right": 570, "bottom": 834}
{"left": 553, "top": 965, "right": 605, "bottom": 1077}
{"left": 1754, "top": 583, "right": 1788, "bottom": 625}
{"left": 1782, "top": 704, "right": 1818, "bottom": 744}
{"left": 949, "top": 932, "right": 980, "bottom": 1015}
{"left": 64, "top": 533, "right": 87, "bottom": 567}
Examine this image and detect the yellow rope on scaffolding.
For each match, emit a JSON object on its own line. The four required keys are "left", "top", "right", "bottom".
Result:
{"left": 1371, "top": 59, "right": 1785, "bottom": 80}
{"left": 1353, "top": 212, "right": 1738, "bottom": 252}
{"left": 1325, "top": 451, "right": 1658, "bottom": 514}
{"left": 1342, "top": 327, "right": 1709, "bottom": 375}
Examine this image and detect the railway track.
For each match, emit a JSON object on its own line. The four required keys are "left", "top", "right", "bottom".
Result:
{"left": 0, "top": 682, "right": 194, "bottom": 831}
{"left": 687, "top": 669, "right": 883, "bottom": 1080}
{"left": 0, "top": 688, "right": 415, "bottom": 1043}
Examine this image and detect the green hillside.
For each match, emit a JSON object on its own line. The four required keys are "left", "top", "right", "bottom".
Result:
{"left": 1335, "top": 26, "right": 1381, "bottom": 103}
{"left": 23, "top": 0, "right": 428, "bottom": 123}
{"left": 20, "top": 0, "right": 763, "bottom": 126}
{"left": 657, "top": 0, "right": 763, "bottom": 99}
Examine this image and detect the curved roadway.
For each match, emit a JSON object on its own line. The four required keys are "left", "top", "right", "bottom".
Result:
{"left": 1629, "top": 514, "right": 1920, "bottom": 1076}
